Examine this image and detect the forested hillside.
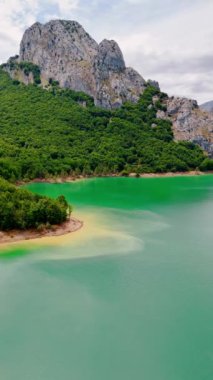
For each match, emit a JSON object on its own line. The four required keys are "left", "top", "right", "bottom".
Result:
{"left": 0, "top": 68, "right": 209, "bottom": 182}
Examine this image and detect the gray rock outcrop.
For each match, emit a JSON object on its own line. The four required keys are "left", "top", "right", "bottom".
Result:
{"left": 3, "top": 18, "right": 213, "bottom": 156}
{"left": 17, "top": 19, "right": 151, "bottom": 108}
{"left": 200, "top": 100, "right": 213, "bottom": 113}
{"left": 157, "top": 96, "right": 213, "bottom": 157}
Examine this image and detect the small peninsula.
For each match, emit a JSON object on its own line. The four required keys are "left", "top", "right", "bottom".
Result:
{"left": 0, "top": 178, "right": 82, "bottom": 245}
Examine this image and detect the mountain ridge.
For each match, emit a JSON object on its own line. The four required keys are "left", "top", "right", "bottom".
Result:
{"left": 0, "top": 67, "right": 208, "bottom": 181}
{"left": 2, "top": 19, "right": 213, "bottom": 157}
{"left": 16, "top": 19, "right": 153, "bottom": 109}
{"left": 200, "top": 100, "right": 213, "bottom": 113}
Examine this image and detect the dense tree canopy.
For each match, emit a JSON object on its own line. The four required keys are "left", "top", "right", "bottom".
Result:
{"left": 0, "top": 178, "right": 71, "bottom": 230}
{"left": 0, "top": 68, "right": 211, "bottom": 232}
{"left": 0, "top": 68, "right": 209, "bottom": 182}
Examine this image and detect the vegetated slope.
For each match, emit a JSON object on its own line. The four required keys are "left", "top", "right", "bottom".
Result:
{"left": 158, "top": 97, "right": 213, "bottom": 157}
{"left": 0, "top": 177, "right": 71, "bottom": 230}
{"left": 3, "top": 20, "right": 213, "bottom": 156}
{"left": 0, "top": 68, "right": 209, "bottom": 182}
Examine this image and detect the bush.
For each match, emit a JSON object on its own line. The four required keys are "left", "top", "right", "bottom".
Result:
{"left": 19, "top": 61, "right": 41, "bottom": 84}
{"left": 200, "top": 158, "right": 213, "bottom": 171}
{"left": 120, "top": 170, "right": 129, "bottom": 177}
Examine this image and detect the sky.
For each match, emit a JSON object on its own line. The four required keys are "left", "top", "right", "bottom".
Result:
{"left": 0, "top": 0, "right": 212, "bottom": 104}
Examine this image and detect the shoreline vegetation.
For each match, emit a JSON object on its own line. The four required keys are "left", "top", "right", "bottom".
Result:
{"left": 0, "top": 217, "right": 83, "bottom": 246}
{"left": 16, "top": 170, "right": 212, "bottom": 185}
{"left": 1, "top": 69, "right": 212, "bottom": 184}
{"left": 1, "top": 171, "right": 212, "bottom": 248}
{"left": 0, "top": 177, "right": 77, "bottom": 248}
{"left": 1, "top": 69, "right": 213, "bottom": 250}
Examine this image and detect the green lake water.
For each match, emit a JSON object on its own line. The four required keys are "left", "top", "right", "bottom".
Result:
{"left": 0, "top": 176, "right": 213, "bottom": 379}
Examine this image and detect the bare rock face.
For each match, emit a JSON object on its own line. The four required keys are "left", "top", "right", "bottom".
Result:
{"left": 157, "top": 96, "right": 213, "bottom": 157}
{"left": 18, "top": 20, "right": 149, "bottom": 108}
{"left": 94, "top": 39, "right": 146, "bottom": 108}
{"left": 95, "top": 39, "right": 126, "bottom": 76}
{"left": 20, "top": 20, "right": 98, "bottom": 96}
{"left": 200, "top": 100, "right": 213, "bottom": 113}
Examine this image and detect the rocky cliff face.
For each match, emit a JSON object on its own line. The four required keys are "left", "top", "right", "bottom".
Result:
{"left": 3, "top": 19, "right": 213, "bottom": 156}
{"left": 17, "top": 19, "right": 150, "bottom": 108}
{"left": 157, "top": 97, "right": 213, "bottom": 157}
{"left": 200, "top": 100, "right": 213, "bottom": 113}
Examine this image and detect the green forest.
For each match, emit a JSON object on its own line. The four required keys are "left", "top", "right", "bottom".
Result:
{"left": 0, "top": 178, "right": 71, "bottom": 231}
{"left": 0, "top": 67, "right": 210, "bottom": 183}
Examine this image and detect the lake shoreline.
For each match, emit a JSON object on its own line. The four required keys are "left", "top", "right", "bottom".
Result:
{"left": 0, "top": 217, "right": 83, "bottom": 247}
{"left": 16, "top": 170, "right": 211, "bottom": 185}
{"left": 5, "top": 170, "right": 209, "bottom": 248}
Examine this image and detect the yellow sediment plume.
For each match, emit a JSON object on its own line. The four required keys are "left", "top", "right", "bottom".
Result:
{"left": 0, "top": 210, "right": 144, "bottom": 260}
{"left": 0, "top": 211, "right": 106, "bottom": 255}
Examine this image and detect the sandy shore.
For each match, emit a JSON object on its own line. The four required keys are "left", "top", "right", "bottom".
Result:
{"left": 0, "top": 217, "right": 83, "bottom": 245}
{"left": 134, "top": 170, "right": 205, "bottom": 178}
{"left": 16, "top": 170, "right": 211, "bottom": 186}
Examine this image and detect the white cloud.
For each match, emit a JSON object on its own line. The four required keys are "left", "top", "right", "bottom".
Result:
{"left": 0, "top": 0, "right": 212, "bottom": 102}
{"left": 0, "top": 0, "right": 80, "bottom": 62}
{"left": 125, "top": 0, "right": 147, "bottom": 3}
{"left": 113, "top": 1, "right": 213, "bottom": 103}
{"left": 0, "top": 0, "right": 40, "bottom": 61}
{"left": 58, "top": 0, "right": 79, "bottom": 15}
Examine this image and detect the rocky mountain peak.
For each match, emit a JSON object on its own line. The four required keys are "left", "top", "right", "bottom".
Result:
{"left": 2, "top": 19, "right": 213, "bottom": 156}
{"left": 15, "top": 19, "right": 155, "bottom": 108}
{"left": 97, "top": 39, "right": 126, "bottom": 73}
{"left": 20, "top": 19, "right": 98, "bottom": 64}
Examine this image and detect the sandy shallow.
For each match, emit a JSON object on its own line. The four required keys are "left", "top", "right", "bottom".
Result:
{"left": 0, "top": 217, "right": 83, "bottom": 247}
{"left": 0, "top": 211, "right": 104, "bottom": 255}
{"left": 0, "top": 209, "right": 141, "bottom": 261}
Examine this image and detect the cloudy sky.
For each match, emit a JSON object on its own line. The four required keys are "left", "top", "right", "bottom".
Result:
{"left": 0, "top": 0, "right": 212, "bottom": 104}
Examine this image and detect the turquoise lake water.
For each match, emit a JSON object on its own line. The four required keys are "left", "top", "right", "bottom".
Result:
{"left": 0, "top": 176, "right": 213, "bottom": 379}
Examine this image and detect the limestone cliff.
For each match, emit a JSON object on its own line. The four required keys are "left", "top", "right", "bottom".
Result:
{"left": 200, "top": 101, "right": 213, "bottom": 113}
{"left": 157, "top": 97, "right": 213, "bottom": 157}
{"left": 3, "top": 19, "right": 213, "bottom": 156}
{"left": 16, "top": 19, "right": 150, "bottom": 108}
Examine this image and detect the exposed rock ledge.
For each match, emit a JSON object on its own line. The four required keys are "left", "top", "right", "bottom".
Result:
{"left": 6, "top": 19, "right": 160, "bottom": 109}
{"left": 3, "top": 19, "right": 213, "bottom": 155}
{"left": 157, "top": 96, "right": 213, "bottom": 157}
